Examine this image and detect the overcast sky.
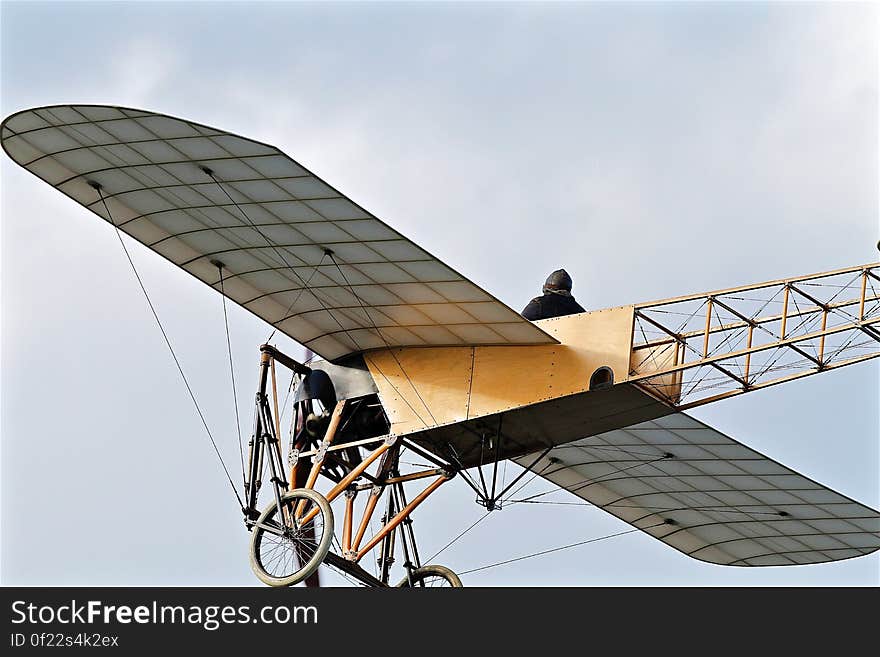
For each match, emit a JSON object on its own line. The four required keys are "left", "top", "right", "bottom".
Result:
{"left": 2, "top": 1, "right": 878, "bottom": 586}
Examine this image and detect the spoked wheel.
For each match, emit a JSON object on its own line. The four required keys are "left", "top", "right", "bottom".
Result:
{"left": 396, "top": 564, "right": 463, "bottom": 588}
{"left": 250, "top": 488, "right": 334, "bottom": 587}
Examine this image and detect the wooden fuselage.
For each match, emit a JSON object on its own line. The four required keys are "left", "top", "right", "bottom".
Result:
{"left": 361, "top": 307, "right": 676, "bottom": 467}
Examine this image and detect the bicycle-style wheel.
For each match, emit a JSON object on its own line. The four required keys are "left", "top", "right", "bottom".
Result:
{"left": 396, "top": 564, "right": 463, "bottom": 588}
{"left": 249, "top": 488, "right": 334, "bottom": 587}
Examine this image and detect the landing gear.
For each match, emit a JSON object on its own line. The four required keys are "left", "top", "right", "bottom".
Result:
{"left": 242, "top": 344, "right": 460, "bottom": 588}
{"left": 396, "top": 565, "right": 463, "bottom": 588}
{"left": 249, "top": 488, "right": 334, "bottom": 587}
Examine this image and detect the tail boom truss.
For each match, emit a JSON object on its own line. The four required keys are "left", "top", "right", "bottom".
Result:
{"left": 629, "top": 263, "right": 880, "bottom": 410}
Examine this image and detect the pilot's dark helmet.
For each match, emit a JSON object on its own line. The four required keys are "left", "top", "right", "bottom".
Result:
{"left": 543, "top": 268, "right": 573, "bottom": 293}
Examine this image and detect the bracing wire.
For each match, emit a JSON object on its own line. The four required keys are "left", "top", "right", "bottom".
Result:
{"left": 265, "top": 251, "right": 329, "bottom": 344}
{"left": 203, "top": 169, "right": 363, "bottom": 354}
{"left": 457, "top": 528, "right": 640, "bottom": 576}
{"left": 216, "top": 263, "right": 247, "bottom": 493}
{"left": 94, "top": 184, "right": 244, "bottom": 509}
{"left": 327, "top": 251, "right": 439, "bottom": 426}
{"left": 424, "top": 512, "right": 492, "bottom": 563}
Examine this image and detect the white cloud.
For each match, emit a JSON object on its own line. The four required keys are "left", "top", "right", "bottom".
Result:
{"left": 108, "top": 37, "right": 181, "bottom": 107}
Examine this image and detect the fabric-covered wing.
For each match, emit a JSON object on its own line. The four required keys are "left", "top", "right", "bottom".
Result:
{"left": 515, "top": 412, "right": 880, "bottom": 566}
{"left": 1, "top": 105, "right": 555, "bottom": 361}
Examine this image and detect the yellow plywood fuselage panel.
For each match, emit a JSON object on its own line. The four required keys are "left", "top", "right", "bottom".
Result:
{"left": 364, "top": 306, "right": 638, "bottom": 436}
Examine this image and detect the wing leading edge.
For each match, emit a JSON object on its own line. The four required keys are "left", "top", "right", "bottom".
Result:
{"left": 514, "top": 412, "right": 880, "bottom": 566}
{"left": 1, "top": 104, "right": 555, "bottom": 361}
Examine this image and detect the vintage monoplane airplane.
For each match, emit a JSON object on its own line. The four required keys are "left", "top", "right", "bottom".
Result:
{"left": 3, "top": 105, "right": 879, "bottom": 587}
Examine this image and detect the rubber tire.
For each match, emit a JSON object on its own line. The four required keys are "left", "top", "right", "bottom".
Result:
{"left": 249, "top": 488, "right": 334, "bottom": 587}
{"left": 396, "top": 564, "right": 463, "bottom": 588}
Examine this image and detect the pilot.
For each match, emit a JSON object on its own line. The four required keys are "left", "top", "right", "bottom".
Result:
{"left": 521, "top": 268, "right": 585, "bottom": 320}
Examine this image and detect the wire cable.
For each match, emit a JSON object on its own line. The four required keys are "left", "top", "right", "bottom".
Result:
{"left": 94, "top": 184, "right": 244, "bottom": 508}
{"left": 424, "top": 511, "right": 492, "bottom": 563}
{"left": 327, "top": 251, "right": 440, "bottom": 427}
{"left": 203, "top": 169, "right": 363, "bottom": 353}
{"left": 216, "top": 263, "right": 247, "bottom": 492}
{"left": 265, "top": 251, "right": 329, "bottom": 344}
{"left": 457, "top": 528, "right": 640, "bottom": 576}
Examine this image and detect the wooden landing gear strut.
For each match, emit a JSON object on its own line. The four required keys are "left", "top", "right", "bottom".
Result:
{"left": 243, "top": 345, "right": 461, "bottom": 587}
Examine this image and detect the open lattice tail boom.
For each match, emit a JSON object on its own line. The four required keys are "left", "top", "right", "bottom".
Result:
{"left": 629, "top": 263, "right": 880, "bottom": 410}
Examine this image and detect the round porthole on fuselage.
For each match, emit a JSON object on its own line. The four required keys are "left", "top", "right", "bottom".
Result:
{"left": 589, "top": 366, "right": 614, "bottom": 391}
